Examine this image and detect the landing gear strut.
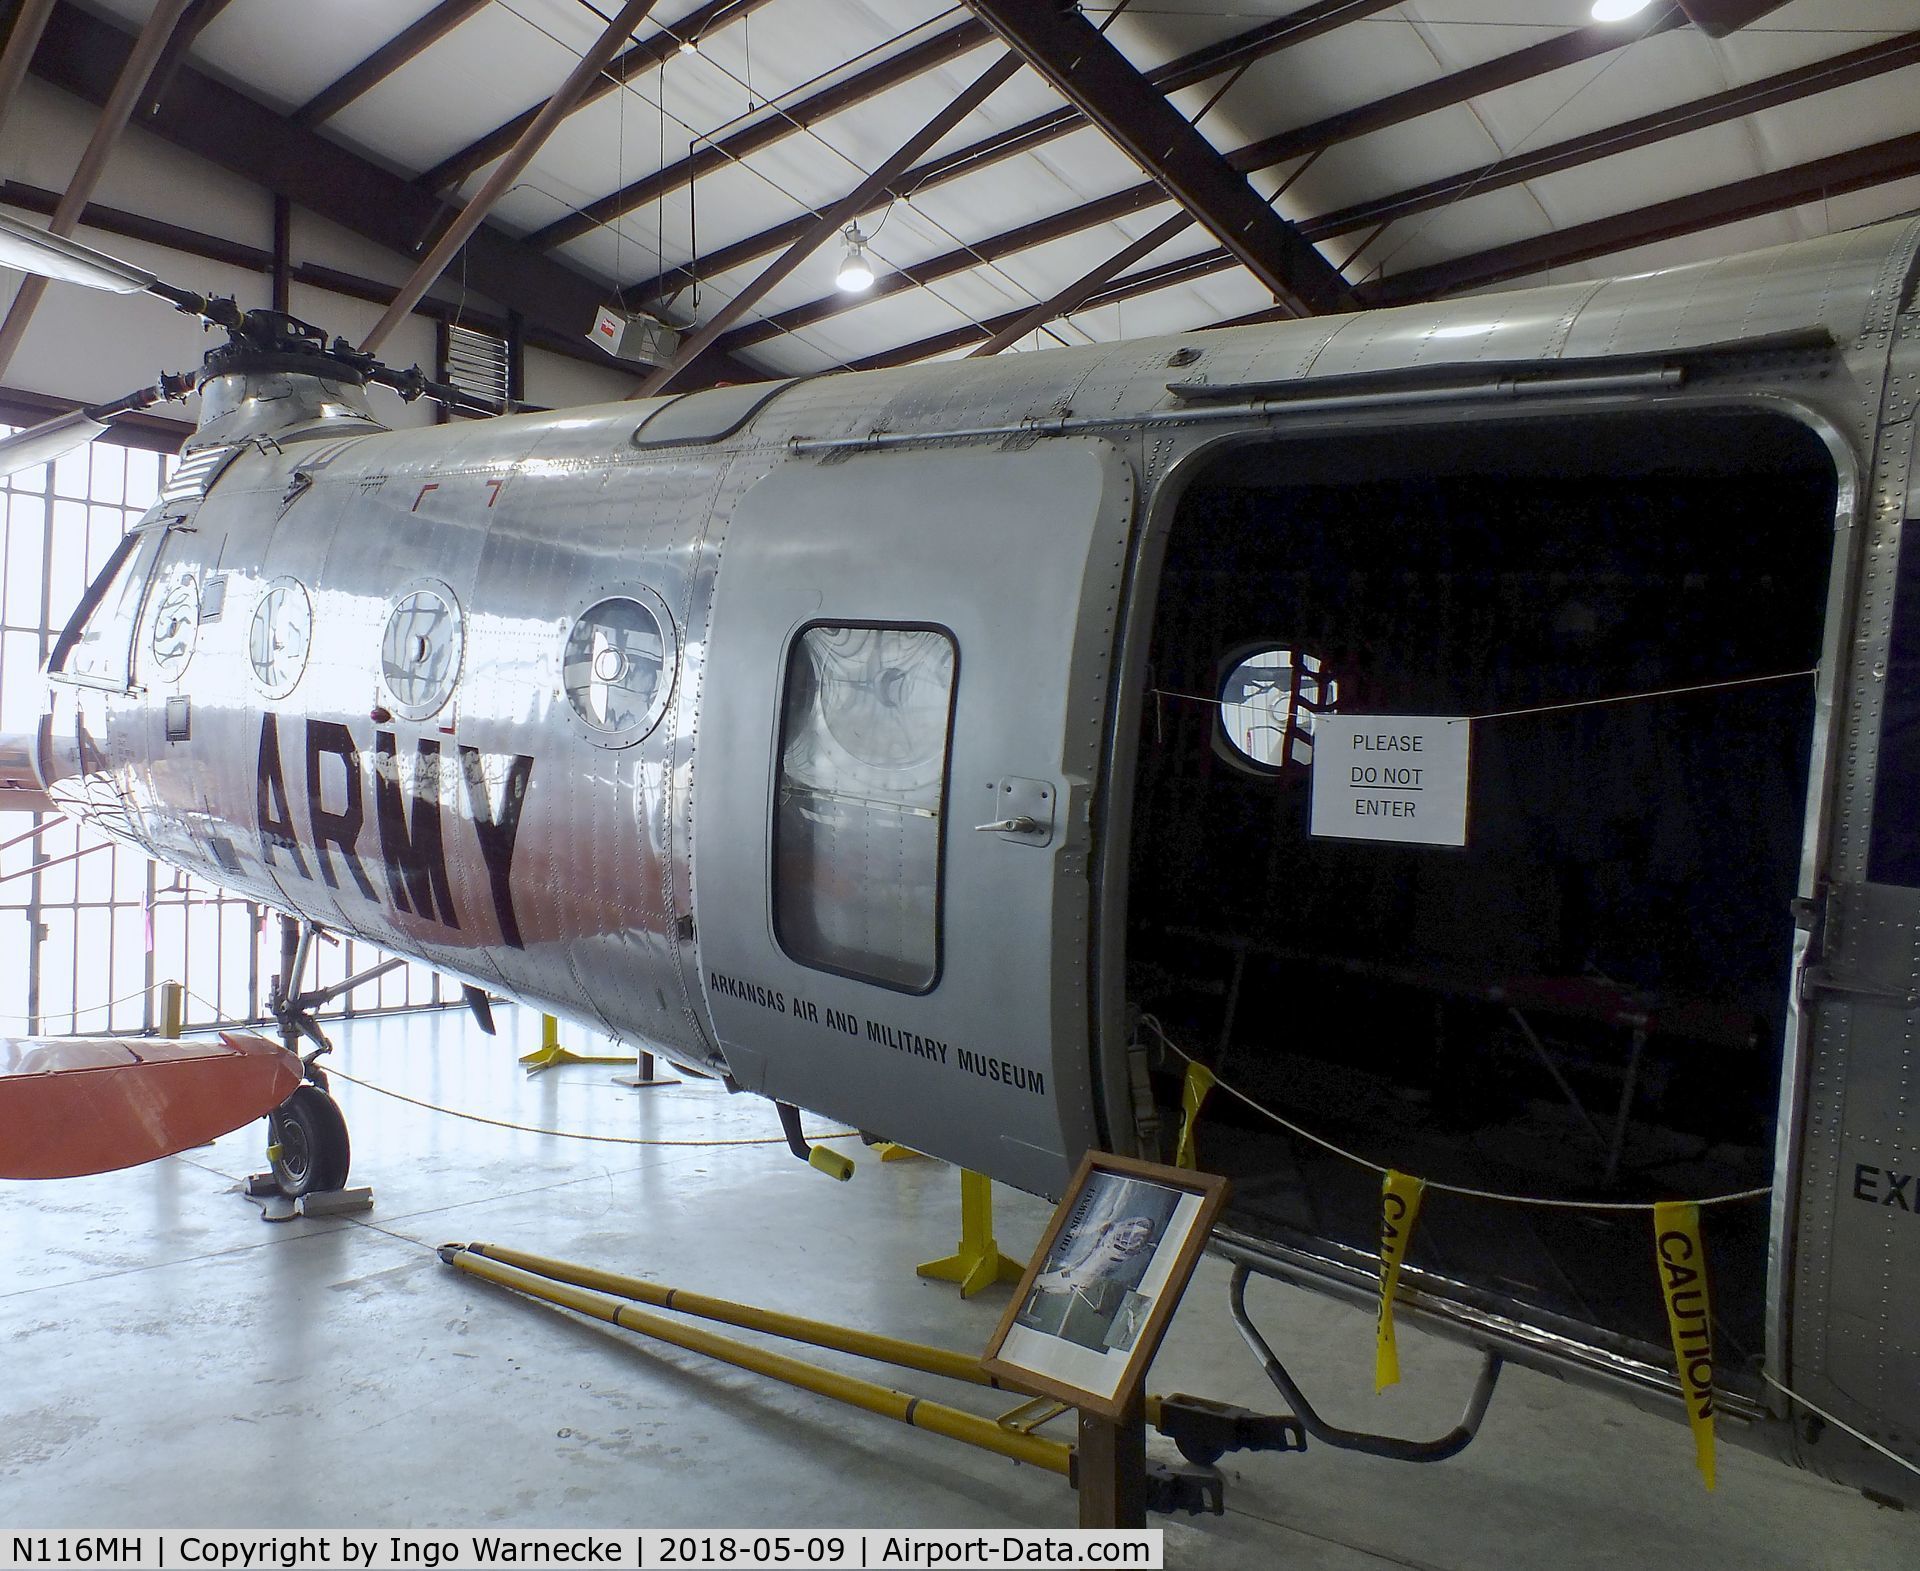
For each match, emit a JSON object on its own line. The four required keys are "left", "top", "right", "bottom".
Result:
{"left": 252, "top": 915, "right": 392, "bottom": 1212}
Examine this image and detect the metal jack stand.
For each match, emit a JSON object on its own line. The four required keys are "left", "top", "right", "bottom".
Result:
{"left": 613, "top": 1044, "right": 680, "bottom": 1090}
{"left": 917, "top": 1169, "right": 1024, "bottom": 1297}
{"left": 519, "top": 1013, "right": 674, "bottom": 1085}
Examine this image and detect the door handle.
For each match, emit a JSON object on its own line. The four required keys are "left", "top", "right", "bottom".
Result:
{"left": 976, "top": 816, "right": 1041, "bottom": 834}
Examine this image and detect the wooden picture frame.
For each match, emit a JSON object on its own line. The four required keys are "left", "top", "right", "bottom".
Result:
{"left": 981, "top": 1151, "right": 1229, "bottom": 1420}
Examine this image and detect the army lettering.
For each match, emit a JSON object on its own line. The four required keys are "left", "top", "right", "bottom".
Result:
{"left": 373, "top": 735, "right": 459, "bottom": 928}
{"left": 706, "top": 970, "right": 1045, "bottom": 1097}
{"left": 306, "top": 721, "right": 378, "bottom": 901}
{"left": 256, "top": 716, "right": 529, "bottom": 948}
{"left": 1853, "top": 1163, "right": 1916, "bottom": 1212}
{"left": 256, "top": 715, "right": 311, "bottom": 879}
{"left": 462, "top": 747, "right": 532, "bottom": 950}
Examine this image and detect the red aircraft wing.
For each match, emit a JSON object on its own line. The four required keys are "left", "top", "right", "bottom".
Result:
{"left": 0, "top": 1032, "right": 301, "bottom": 1179}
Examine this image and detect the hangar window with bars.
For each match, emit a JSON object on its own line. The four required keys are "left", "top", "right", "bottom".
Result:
{"left": 0, "top": 421, "right": 454, "bottom": 1035}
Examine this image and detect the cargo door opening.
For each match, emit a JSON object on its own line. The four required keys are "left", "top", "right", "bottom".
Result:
{"left": 1125, "top": 408, "right": 1840, "bottom": 1375}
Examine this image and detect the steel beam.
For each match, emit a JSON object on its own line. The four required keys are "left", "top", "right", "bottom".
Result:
{"left": 960, "top": 1, "right": 1347, "bottom": 314}
{"left": 1311, "top": 29, "right": 1920, "bottom": 242}
{"left": 24, "top": 2, "right": 765, "bottom": 384}
{"left": 958, "top": 26, "right": 1920, "bottom": 357}
{"left": 634, "top": 49, "right": 1024, "bottom": 397}
{"left": 852, "top": 117, "right": 1920, "bottom": 373}
{"left": 968, "top": 212, "right": 1195, "bottom": 357}
{"left": 0, "top": 177, "right": 626, "bottom": 377}
{"left": 1362, "top": 130, "right": 1920, "bottom": 307}
{"left": 530, "top": 17, "right": 994, "bottom": 251}
{"left": 419, "top": 0, "right": 779, "bottom": 193}
{"left": 0, "top": 0, "right": 193, "bottom": 380}
{"left": 1678, "top": 0, "right": 1791, "bottom": 35}
{"left": 136, "top": 0, "right": 235, "bottom": 120}
{"left": 622, "top": 0, "right": 1399, "bottom": 309}
{"left": 699, "top": 8, "right": 1678, "bottom": 365}
{"left": 1224, "top": 9, "right": 1687, "bottom": 175}
{"left": 361, "top": 0, "right": 662, "bottom": 354}
{"left": 0, "top": 0, "right": 55, "bottom": 144}
{"left": 717, "top": 179, "right": 1172, "bottom": 354}
{"left": 844, "top": 249, "right": 1239, "bottom": 373}
{"left": 294, "top": 0, "right": 488, "bottom": 128}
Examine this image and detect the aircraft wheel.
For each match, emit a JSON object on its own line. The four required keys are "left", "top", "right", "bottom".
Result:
{"left": 268, "top": 1085, "right": 351, "bottom": 1197}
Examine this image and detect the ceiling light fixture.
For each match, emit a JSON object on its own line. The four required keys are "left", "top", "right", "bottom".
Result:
{"left": 1590, "top": 0, "right": 1654, "bottom": 19}
{"left": 835, "top": 224, "right": 874, "bottom": 293}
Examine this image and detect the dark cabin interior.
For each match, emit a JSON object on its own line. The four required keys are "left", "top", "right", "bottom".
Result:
{"left": 1126, "top": 408, "right": 1839, "bottom": 1370}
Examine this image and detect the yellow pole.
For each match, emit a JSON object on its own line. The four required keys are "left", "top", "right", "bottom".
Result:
{"left": 917, "top": 1169, "right": 1026, "bottom": 1297}
{"left": 443, "top": 1247, "right": 1072, "bottom": 1475}
{"left": 158, "top": 980, "right": 183, "bottom": 1040}
{"left": 520, "top": 1011, "right": 636, "bottom": 1070}
{"left": 468, "top": 1242, "right": 995, "bottom": 1387}
{"left": 461, "top": 1243, "right": 1164, "bottom": 1435}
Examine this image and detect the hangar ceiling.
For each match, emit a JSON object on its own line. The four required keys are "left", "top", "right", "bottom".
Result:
{"left": 4, "top": 0, "right": 1920, "bottom": 395}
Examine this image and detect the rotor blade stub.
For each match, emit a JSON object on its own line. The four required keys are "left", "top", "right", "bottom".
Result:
{"left": 0, "top": 408, "right": 109, "bottom": 479}
{"left": 0, "top": 210, "right": 156, "bottom": 293}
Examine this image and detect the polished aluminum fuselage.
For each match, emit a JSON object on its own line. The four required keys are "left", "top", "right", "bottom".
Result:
{"left": 32, "top": 217, "right": 1920, "bottom": 1502}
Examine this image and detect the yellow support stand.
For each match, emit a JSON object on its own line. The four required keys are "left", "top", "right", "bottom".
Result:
{"left": 876, "top": 1142, "right": 928, "bottom": 1162}
{"left": 916, "top": 1169, "right": 1025, "bottom": 1298}
{"left": 520, "top": 1013, "right": 636, "bottom": 1074}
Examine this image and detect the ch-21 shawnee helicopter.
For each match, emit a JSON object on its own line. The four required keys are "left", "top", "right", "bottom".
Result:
{"left": 0, "top": 203, "right": 1917, "bottom": 1508}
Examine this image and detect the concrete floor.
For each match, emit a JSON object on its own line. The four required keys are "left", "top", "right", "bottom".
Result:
{"left": 2, "top": 1005, "right": 1915, "bottom": 1569}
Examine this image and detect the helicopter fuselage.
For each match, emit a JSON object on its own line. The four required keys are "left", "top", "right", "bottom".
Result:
{"left": 27, "top": 216, "right": 1920, "bottom": 1506}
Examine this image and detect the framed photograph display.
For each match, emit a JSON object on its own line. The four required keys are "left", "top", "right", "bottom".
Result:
{"left": 982, "top": 1152, "right": 1229, "bottom": 1420}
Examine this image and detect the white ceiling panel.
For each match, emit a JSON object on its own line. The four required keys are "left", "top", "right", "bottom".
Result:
{"left": 66, "top": 0, "right": 446, "bottom": 114}
{"left": 322, "top": 4, "right": 582, "bottom": 176}
{"left": 1367, "top": 183, "right": 1558, "bottom": 280}
{"left": 1521, "top": 120, "right": 1778, "bottom": 231}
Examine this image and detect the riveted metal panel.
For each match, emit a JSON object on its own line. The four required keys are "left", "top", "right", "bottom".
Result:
{"left": 1774, "top": 219, "right": 1920, "bottom": 1497}
{"left": 691, "top": 440, "right": 1135, "bottom": 1196}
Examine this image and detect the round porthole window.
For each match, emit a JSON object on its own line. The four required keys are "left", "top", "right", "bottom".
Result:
{"left": 561, "top": 590, "right": 675, "bottom": 746}
{"left": 1218, "top": 646, "right": 1337, "bottom": 772}
{"left": 249, "top": 577, "right": 312, "bottom": 698}
{"left": 148, "top": 572, "right": 200, "bottom": 678}
{"left": 380, "top": 581, "right": 464, "bottom": 721}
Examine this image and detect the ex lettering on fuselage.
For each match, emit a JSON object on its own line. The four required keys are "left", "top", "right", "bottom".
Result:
{"left": 256, "top": 715, "right": 531, "bottom": 947}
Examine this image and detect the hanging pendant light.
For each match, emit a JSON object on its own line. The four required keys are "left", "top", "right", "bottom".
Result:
{"left": 836, "top": 224, "right": 875, "bottom": 293}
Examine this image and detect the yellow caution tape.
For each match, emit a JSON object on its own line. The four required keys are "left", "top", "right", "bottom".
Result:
{"left": 1174, "top": 1061, "right": 1217, "bottom": 1169}
{"left": 1654, "top": 1200, "right": 1716, "bottom": 1490}
{"left": 1375, "top": 1169, "right": 1425, "bottom": 1392}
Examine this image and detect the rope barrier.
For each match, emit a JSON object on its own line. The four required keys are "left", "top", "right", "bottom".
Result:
{"left": 1142, "top": 1016, "right": 1771, "bottom": 1213}
{"left": 320, "top": 1063, "right": 862, "bottom": 1151}
{"left": 1760, "top": 1373, "right": 1920, "bottom": 1482}
{"left": 177, "top": 984, "right": 862, "bottom": 1152}
{"left": 1153, "top": 664, "right": 1817, "bottom": 723}
{"left": 0, "top": 986, "right": 157, "bottom": 1025}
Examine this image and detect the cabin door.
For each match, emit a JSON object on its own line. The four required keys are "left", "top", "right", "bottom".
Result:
{"left": 693, "top": 440, "right": 1135, "bottom": 1196}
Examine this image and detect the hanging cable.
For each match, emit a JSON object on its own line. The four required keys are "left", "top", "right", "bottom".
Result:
{"left": 1142, "top": 1016, "right": 1772, "bottom": 1213}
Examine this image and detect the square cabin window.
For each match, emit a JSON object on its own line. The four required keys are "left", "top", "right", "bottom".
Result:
{"left": 774, "top": 624, "right": 956, "bottom": 992}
